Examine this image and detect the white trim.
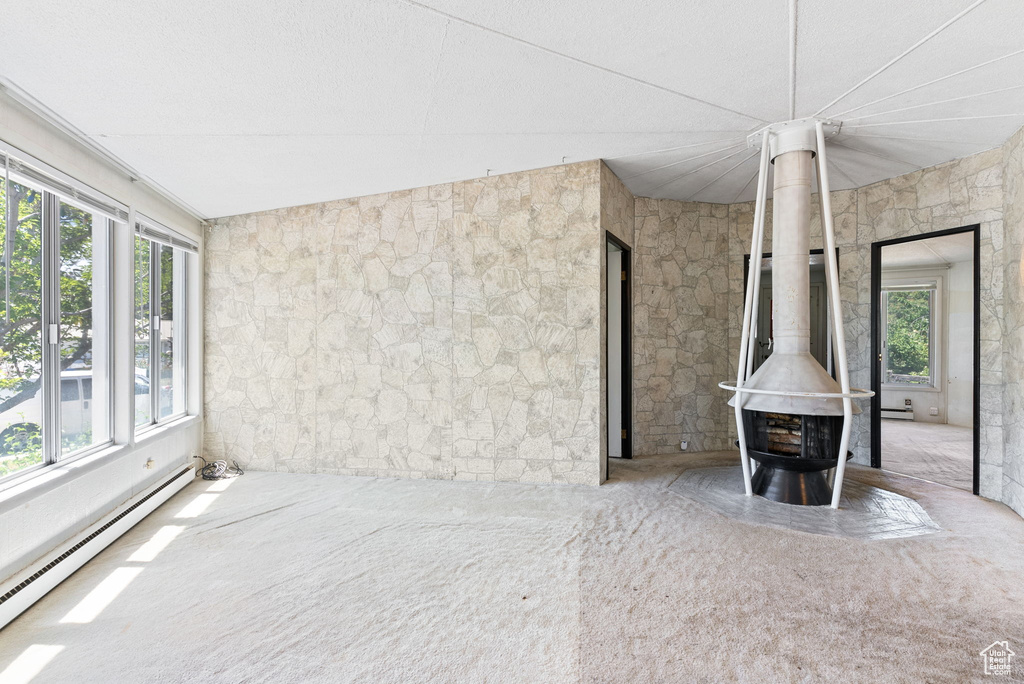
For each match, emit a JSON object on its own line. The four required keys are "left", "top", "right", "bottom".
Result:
{"left": 135, "top": 213, "right": 199, "bottom": 253}
{"left": 0, "top": 465, "right": 194, "bottom": 630}
{"left": 880, "top": 269, "right": 946, "bottom": 390}
{"left": 131, "top": 414, "right": 200, "bottom": 447}
{"left": 0, "top": 78, "right": 206, "bottom": 222}
{"left": 131, "top": 231, "right": 193, "bottom": 435}
{"left": 0, "top": 415, "right": 198, "bottom": 508}
{"left": 0, "top": 139, "right": 128, "bottom": 223}
{"left": 0, "top": 443, "right": 127, "bottom": 506}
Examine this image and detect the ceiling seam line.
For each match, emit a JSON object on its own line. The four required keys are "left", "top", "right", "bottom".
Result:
{"left": 647, "top": 147, "right": 751, "bottom": 194}
{"left": 845, "top": 134, "right": 991, "bottom": 145}
{"left": 685, "top": 151, "right": 759, "bottom": 202}
{"left": 842, "top": 84, "right": 1024, "bottom": 122}
{"left": 789, "top": 0, "right": 798, "bottom": 119}
{"left": 813, "top": 0, "right": 988, "bottom": 117}
{"left": 621, "top": 142, "right": 747, "bottom": 180}
{"left": 0, "top": 78, "right": 208, "bottom": 221}
{"left": 830, "top": 48, "right": 1024, "bottom": 119}
{"left": 828, "top": 140, "right": 920, "bottom": 168}
{"left": 923, "top": 242, "right": 946, "bottom": 263}
{"left": 95, "top": 132, "right": 752, "bottom": 138}
{"left": 732, "top": 168, "right": 760, "bottom": 204}
{"left": 420, "top": 19, "right": 451, "bottom": 136}
{"left": 602, "top": 136, "right": 750, "bottom": 161}
{"left": 845, "top": 113, "right": 1024, "bottom": 127}
{"left": 393, "top": 0, "right": 767, "bottom": 124}
{"left": 827, "top": 157, "right": 858, "bottom": 187}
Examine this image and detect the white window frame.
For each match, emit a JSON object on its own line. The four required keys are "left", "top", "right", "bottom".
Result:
{"left": 134, "top": 216, "right": 195, "bottom": 434}
{"left": 1, "top": 145, "right": 121, "bottom": 484}
{"left": 881, "top": 272, "right": 944, "bottom": 392}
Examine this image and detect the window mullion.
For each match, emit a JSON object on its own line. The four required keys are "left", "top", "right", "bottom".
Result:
{"left": 881, "top": 292, "right": 887, "bottom": 382}
{"left": 179, "top": 255, "right": 187, "bottom": 416}
{"left": 929, "top": 290, "right": 936, "bottom": 387}
{"left": 40, "top": 192, "right": 61, "bottom": 464}
{"left": 150, "top": 241, "right": 160, "bottom": 424}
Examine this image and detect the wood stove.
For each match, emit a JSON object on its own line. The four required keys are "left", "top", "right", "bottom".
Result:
{"left": 720, "top": 119, "right": 872, "bottom": 509}
{"left": 739, "top": 410, "right": 851, "bottom": 506}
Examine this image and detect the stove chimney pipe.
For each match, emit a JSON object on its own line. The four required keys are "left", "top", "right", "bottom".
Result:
{"left": 720, "top": 119, "right": 873, "bottom": 508}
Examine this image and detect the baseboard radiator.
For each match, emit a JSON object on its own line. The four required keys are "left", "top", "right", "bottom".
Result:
{"left": 0, "top": 465, "right": 194, "bottom": 630}
{"left": 881, "top": 407, "right": 915, "bottom": 421}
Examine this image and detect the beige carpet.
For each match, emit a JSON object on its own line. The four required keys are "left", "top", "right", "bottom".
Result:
{"left": 882, "top": 419, "right": 974, "bottom": 491}
{"left": 1, "top": 452, "right": 1022, "bottom": 683}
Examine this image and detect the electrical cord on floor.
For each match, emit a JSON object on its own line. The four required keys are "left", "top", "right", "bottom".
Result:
{"left": 196, "top": 456, "right": 245, "bottom": 480}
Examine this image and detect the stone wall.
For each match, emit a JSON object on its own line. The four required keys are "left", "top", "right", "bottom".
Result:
{"left": 632, "top": 198, "right": 731, "bottom": 454}
{"left": 206, "top": 161, "right": 607, "bottom": 485}
{"left": 726, "top": 148, "right": 1006, "bottom": 501}
{"left": 1002, "top": 127, "right": 1024, "bottom": 516}
{"left": 205, "top": 137, "right": 1024, "bottom": 512}
{"left": 450, "top": 163, "right": 603, "bottom": 485}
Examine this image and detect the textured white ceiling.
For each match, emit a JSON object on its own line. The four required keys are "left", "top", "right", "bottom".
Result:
{"left": 1, "top": 0, "right": 1022, "bottom": 217}
{"left": 881, "top": 232, "right": 975, "bottom": 269}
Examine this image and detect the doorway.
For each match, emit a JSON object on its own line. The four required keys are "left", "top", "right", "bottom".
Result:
{"left": 606, "top": 234, "right": 632, "bottom": 479}
{"left": 870, "top": 226, "right": 980, "bottom": 494}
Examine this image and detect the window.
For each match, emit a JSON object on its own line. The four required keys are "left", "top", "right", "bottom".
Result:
{"left": 882, "top": 285, "right": 935, "bottom": 387}
{"left": 135, "top": 220, "right": 190, "bottom": 431}
{"left": 1, "top": 150, "right": 116, "bottom": 480}
{"left": 0, "top": 178, "right": 44, "bottom": 476}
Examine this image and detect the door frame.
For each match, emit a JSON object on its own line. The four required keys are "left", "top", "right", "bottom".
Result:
{"left": 869, "top": 225, "right": 981, "bottom": 495}
{"left": 606, "top": 232, "right": 633, "bottom": 463}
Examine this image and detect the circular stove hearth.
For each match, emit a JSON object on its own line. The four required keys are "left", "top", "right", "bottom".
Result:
{"left": 668, "top": 465, "right": 941, "bottom": 540}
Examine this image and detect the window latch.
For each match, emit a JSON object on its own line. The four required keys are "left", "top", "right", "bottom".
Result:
{"left": 48, "top": 323, "right": 59, "bottom": 344}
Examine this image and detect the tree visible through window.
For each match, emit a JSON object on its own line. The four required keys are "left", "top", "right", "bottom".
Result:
{"left": 0, "top": 180, "right": 44, "bottom": 475}
{"left": 1, "top": 177, "right": 111, "bottom": 478}
{"left": 883, "top": 288, "right": 933, "bottom": 386}
{"left": 135, "top": 231, "right": 186, "bottom": 430}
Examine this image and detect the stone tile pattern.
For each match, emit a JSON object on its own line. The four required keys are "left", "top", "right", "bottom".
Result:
{"left": 632, "top": 199, "right": 731, "bottom": 454}
{"left": 669, "top": 466, "right": 941, "bottom": 540}
{"left": 600, "top": 161, "right": 634, "bottom": 248}
{"left": 206, "top": 161, "right": 606, "bottom": 485}
{"left": 204, "top": 139, "right": 1024, "bottom": 513}
{"left": 205, "top": 203, "right": 320, "bottom": 472}
{"left": 727, "top": 148, "right": 1006, "bottom": 501}
{"left": 449, "top": 162, "right": 603, "bottom": 485}
{"left": 1002, "top": 126, "right": 1024, "bottom": 517}
{"left": 313, "top": 186, "right": 455, "bottom": 480}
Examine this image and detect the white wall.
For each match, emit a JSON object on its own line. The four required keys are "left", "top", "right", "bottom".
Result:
{"left": 946, "top": 260, "right": 974, "bottom": 427}
{"left": 0, "top": 91, "right": 205, "bottom": 583}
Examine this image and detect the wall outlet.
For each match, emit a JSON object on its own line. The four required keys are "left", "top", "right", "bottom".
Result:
{"left": 680, "top": 440, "right": 689, "bottom": 451}
{"left": 929, "top": 407, "right": 939, "bottom": 416}
{"left": 144, "top": 458, "right": 155, "bottom": 470}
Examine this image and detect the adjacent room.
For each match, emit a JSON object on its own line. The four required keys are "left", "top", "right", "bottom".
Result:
{"left": 1, "top": 2, "right": 1024, "bottom": 682}
{"left": 876, "top": 230, "right": 977, "bottom": 491}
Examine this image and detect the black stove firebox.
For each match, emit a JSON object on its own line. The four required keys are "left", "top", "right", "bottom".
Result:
{"left": 738, "top": 410, "right": 852, "bottom": 506}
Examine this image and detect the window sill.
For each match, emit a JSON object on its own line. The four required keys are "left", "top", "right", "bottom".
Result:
{"left": 134, "top": 413, "right": 199, "bottom": 445}
{"left": 0, "top": 414, "right": 200, "bottom": 513}
{"left": 881, "top": 384, "right": 942, "bottom": 393}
